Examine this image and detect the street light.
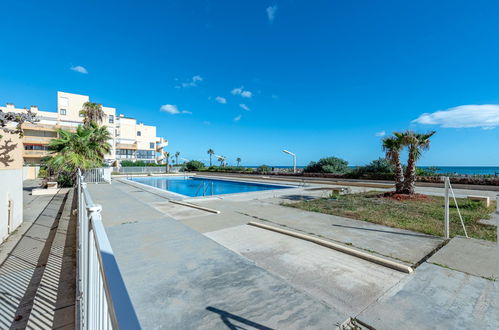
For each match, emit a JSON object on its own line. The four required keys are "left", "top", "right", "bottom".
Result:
{"left": 282, "top": 149, "right": 296, "bottom": 173}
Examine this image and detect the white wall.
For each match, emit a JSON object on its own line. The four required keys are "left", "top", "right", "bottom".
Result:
{"left": 23, "top": 166, "right": 40, "bottom": 180}
{"left": 0, "top": 169, "right": 23, "bottom": 244}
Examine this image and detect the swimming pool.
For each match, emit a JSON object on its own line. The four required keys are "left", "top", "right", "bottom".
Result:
{"left": 128, "top": 176, "right": 292, "bottom": 197}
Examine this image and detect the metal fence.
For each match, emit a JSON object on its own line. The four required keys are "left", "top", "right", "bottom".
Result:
{"left": 113, "top": 166, "right": 182, "bottom": 174}
{"left": 113, "top": 166, "right": 168, "bottom": 174}
{"left": 77, "top": 169, "right": 140, "bottom": 329}
{"left": 83, "top": 168, "right": 112, "bottom": 184}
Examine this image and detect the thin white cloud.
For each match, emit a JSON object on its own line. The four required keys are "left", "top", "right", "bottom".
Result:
{"left": 231, "top": 87, "right": 243, "bottom": 95}
{"left": 70, "top": 65, "right": 88, "bottom": 74}
{"left": 239, "top": 104, "right": 250, "bottom": 111}
{"left": 241, "top": 91, "right": 252, "bottom": 98}
{"left": 266, "top": 5, "right": 278, "bottom": 23}
{"left": 231, "top": 86, "right": 252, "bottom": 98}
{"left": 375, "top": 131, "right": 386, "bottom": 137}
{"left": 160, "top": 104, "right": 191, "bottom": 115}
{"left": 215, "top": 96, "right": 227, "bottom": 104}
{"left": 234, "top": 114, "right": 242, "bottom": 121}
{"left": 413, "top": 104, "right": 499, "bottom": 129}
{"left": 175, "top": 75, "right": 203, "bottom": 88}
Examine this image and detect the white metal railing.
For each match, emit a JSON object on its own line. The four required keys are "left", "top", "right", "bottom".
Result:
{"left": 113, "top": 166, "right": 168, "bottom": 174}
{"left": 77, "top": 169, "right": 140, "bottom": 329}
{"left": 83, "top": 168, "right": 112, "bottom": 184}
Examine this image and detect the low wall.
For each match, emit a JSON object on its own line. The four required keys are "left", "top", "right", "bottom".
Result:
{"left": 0, "top": 168, "right": 23, "bottom": 244}
{"left": 23, "top": 166, "right": 40, "bottom": 180}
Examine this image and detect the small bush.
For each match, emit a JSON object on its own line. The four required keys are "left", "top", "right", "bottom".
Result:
{"left": 185, "top": 160, "right": 205, "bottom": 171}
{"left": 304, "top": 157, "right": 349, "bottom": 174}
{"left": 38, "top": 167, "right": 48, "bottom": 178}
{"left": 257, "top": 165, "right": 272, "bottom": 174}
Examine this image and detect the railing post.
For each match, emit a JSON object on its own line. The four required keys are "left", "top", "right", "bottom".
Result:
{"left": 444, "top": 177, "right": 450, "bottom": 239}
{"left": 85, "top": 204, "right": 102, "bottom": 330}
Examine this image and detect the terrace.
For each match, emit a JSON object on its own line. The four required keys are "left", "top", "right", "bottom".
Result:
{"left": 82, "top": 172, "right": 499, "bottom": 328}
{"left": 1, "top": 173, "right": 498, "bottom": 329}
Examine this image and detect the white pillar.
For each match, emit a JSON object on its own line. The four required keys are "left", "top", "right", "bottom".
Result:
{"left": 444, "top": 177, "right": 450, "bottom": 239}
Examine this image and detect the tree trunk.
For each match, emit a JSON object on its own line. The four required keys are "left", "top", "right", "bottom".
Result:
{"left": 394, "top": 159, "right": 404, "bottom": 193}
{"left": 402, "top": 147, "right": 417, "bottom": 194}
{"left": 209, "top": 155, "right": 212, "bottom": 167}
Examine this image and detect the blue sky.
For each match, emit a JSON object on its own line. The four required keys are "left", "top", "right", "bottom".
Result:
{"left": 1, "top": 0, "right": 499, "bottom": 166}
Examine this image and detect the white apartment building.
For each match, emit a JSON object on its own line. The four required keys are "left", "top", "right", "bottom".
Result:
{"left": 0, "top": 91, "right": 168, "bottom": 164}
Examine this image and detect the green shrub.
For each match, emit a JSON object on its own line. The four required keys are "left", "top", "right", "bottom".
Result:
{"left": 416, "top": 166, "right": 440, "bottom": 176}
{"left": 348, "top": 158, "right": 394, "bottom": 178}
{"left": 304, "top": 157, "right": 349, "bottom": 174}
{"left": 38, "top": 167, "right": 48, "bottom": 178}
{"left": 185, "top": 160, "right": 205, "bottom": 171}
{"left": 257, "top": 165, "right": 272, "bottom": 174}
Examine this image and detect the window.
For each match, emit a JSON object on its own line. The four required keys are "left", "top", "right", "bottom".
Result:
{"left": 60, "top": 109, "right": 66, "bottom": 115}
{"left": 136, "top": 150, "right": 155, "bottom": 159}
{"left": 137, "top": 131, "right": 141, "bottom": 136}
{"left": 24, "top": 144, "right": 49, "bottom": 151}
{"left": 150, "top": 142, "right": 155, "bottom": 149}
{"left": 109, "top": 115, "right": 114, "bottom": 124}
{"left": 79, "top": 112, "right": 85, "bottom": 117}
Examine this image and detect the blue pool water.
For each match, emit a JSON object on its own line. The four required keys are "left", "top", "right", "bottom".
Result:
{"left": 129, "top": 176, "right": 291, "bottom": 197}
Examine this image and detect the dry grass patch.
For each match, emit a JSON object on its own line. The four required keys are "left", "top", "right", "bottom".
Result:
{"left": 284, "top": 192, "right": 496, "bottom": 241}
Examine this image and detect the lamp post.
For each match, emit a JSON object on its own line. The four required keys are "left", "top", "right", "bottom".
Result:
{"left": 282, "top": 150, "right": 296, "bottom": 173}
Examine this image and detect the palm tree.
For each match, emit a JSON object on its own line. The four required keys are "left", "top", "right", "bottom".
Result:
{"left": 236, "top": 157, "right": 241, "bottom": 167}
{"left": 164, "top": 151, "right": 170, "bottom": 172}
{"left": 207, "top": 149, "right": 215, "bottom": 166}
{"left": 175, "top": 151, "right": 180, "bottom": 164}
{"left": 87, "top": 122, "right": 112, "bottom": 159}
{"left": 80, "top": 102, "right": 105, "bottom": 126}
{"left": 382, "top": 133, "right": 405, "bottom": 193}
{"left": 47, "top": 124, "right": 111, "bottom": 185}
{"left": 401, "top": 131, "right": 436, "bottom": 194}
{"left": 217, "top": 156, "right": 225, "bottom": 167}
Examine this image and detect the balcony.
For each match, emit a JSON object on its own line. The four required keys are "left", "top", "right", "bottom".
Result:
{"left": 23, "top": 136, "right": 54, "bottom": 144}
{"left": 23, "top": 149, "right": 50, "bottom": 157}
{"left": 116, "top": 142, "right": 138, "bottom": 150}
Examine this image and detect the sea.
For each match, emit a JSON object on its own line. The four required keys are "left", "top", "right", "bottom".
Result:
{"left": 245, "top": 166, "right": 499, "bottom": 176}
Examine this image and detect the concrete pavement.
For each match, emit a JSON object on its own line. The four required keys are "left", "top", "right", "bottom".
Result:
{"left": 190, "top": 199, "right": 444, "bottom": 265}
{"left": 87, "top": 177, "right": 499, "bottom": 329}
{"left": 357, "top": 262, "right": 499, "bottom": 329}
{"left": 89, "top": 181, "right": 345, "bottom": 329}
{"left": 428, "top": 236, "right": 498, "bottom": 279}
{"left": 0, "top": 183, "right": 70, "bottom": 329}
{"left": 205, "top": 224, "right": 406, "bottom": 321}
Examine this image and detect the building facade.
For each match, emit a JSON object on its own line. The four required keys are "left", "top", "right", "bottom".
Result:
{"left": 0, "top": 91, "right": 168, "bottom": 165}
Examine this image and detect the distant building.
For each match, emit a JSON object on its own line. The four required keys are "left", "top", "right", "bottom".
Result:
{"left": 0, "top": 91, "right": 168, "bottom": 165}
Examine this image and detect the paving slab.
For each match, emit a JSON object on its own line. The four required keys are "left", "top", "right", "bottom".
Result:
{"left": 205, "top": 224, "right": 406, "bottom": 320}
{"left": 428, "top": 236, "right": 498, "bottom": 279}
{"left": 0, "top": 189, "right": 67, "bottom": 329}
{"left": 358, "top": 262, "right": 499, "bottom": 329}
{"left": 88, "top": 183, "right": 344, "bottom": 329}
{"left": 193, "top": 199, "right": 444, "bottom": 265}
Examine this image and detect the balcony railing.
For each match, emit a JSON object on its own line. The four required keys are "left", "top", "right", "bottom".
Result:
{"left": 77, "top": 169, "right": 140, "bottom": 329}
{"left": 23, "top": 149, "right": 50, "bottom": 157}
{"left": 23, "top": 136, "right": 54, "bottom": 144}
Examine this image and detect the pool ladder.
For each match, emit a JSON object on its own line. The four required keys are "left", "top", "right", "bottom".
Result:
{"left": 195, "top": 182, "right": 214, "bottom": 197}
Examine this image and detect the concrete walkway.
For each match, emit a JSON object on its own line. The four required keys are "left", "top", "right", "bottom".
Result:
{"left": 90, "top": 178, "right": 499, "bottom": 329}
{"left": 189, "top": 199, "right": 444, "bottom": 265}
{"left": 0, "top": 182, "right": 75, "bottom": 329}
{"left": 428, "top": 236, "right": 498, "bottom": 279}
{"left": 205, "top": 224, "right": 406, "bottom": 321}
{"left": 88, "top": 181, "right": 344, "bottom": 329}
{"left": 357, "top": 262, "right": 499, "bottom": 329}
